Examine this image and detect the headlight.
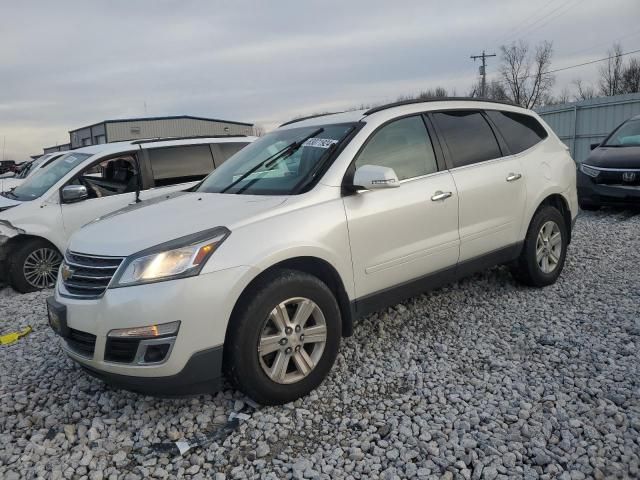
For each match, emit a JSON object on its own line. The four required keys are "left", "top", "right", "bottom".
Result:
{"left": 580, "top": 164, "right": 600, "bottom": 178}
{"left": 112, "top": 227, "right": 230, "bottom": 287}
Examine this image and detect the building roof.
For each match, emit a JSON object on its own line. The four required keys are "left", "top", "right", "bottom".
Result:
{"left": 70, "top": 115, "right": 253, "bottom": 133}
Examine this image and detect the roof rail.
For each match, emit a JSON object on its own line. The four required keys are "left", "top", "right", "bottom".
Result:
{"left": 280, "top": 111, "right": 345, "bottom": 127}
{"left": 130, "top": 134, "right": 248, "bottom": 145}
{"left": 363, "top": 97, "right": 520, "bottom": 116}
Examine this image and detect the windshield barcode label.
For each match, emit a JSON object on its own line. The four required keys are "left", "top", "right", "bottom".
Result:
{"left": 303, "top": 138, "right": 338, "bottom": 149}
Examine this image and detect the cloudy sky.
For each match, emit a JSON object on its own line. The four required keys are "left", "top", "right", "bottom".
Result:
{"left": 1, "top": 0, "right": 639, "bottom": 159}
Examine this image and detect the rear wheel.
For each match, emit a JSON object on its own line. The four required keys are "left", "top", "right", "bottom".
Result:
{"left": 511, "top": 206, "right": 568, "bottom": 287}
{"left": 9, "top": 239, "right": 62, "bottom": 293}
{"left": 225, "top": 269, "right": 341, "bottom": 405}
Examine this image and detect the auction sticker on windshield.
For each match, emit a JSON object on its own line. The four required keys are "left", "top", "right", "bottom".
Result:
{"left": 303, "top": 138, "right": 338, "bottom": 149}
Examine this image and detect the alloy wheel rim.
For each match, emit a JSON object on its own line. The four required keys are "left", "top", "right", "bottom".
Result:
{"left": 23, "top": 248, "right": 62, "bottom": 289}
{"left": 258, "top": 297, "right": 327, "bottom": 385}
{"left": 536, "top": 221, "right": 562, "bottom": 274}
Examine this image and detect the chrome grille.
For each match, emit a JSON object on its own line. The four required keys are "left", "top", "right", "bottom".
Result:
{"left": 61, "top": 251, "right": 125, "bottom": 299}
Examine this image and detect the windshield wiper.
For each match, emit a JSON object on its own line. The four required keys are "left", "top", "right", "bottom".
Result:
{"left": 221, "top": 128, "right": 324, "bottom": 194}
{"left": 291, "top": 125, "right": 357, "bottom": 194}
{"left": 2, "top": 190, "right": 18, "bottom": 200}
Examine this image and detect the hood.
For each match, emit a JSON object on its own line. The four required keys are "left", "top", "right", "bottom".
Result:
{"left": 0, "top": 178, "right": 24, "bottom": 193}
{"left": 585, "top": 146, "right": 640, "bottom": 169}
{"left": 69, "top": 192, "right": 287, "bottom": 256}
{"left": 0, "top": 193, "right": 22, "bottom": 212}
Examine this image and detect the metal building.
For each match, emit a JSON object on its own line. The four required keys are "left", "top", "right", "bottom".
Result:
{"left": 68, "top": 115, "right": 254, "bottom": 149}
{"left": 42, "top": 143, "right": 71, "bottom": 154}
{"left": 536, "top": 92, "right": 640, "bottom": 162}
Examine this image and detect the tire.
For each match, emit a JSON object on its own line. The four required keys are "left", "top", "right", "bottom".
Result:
{"left": 224, "top": 269, "right": 341, "bottom": 405}
{"left": 511, "top": 206, "right": 568, "bottom": 287}
{"left": 8, "top": 238, "right": 62, "bottom": 293}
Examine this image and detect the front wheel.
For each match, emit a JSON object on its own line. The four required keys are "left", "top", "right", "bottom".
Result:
{"left": 225, "top": 269, "right": 341, "bottom": 405}
{"left": 511, "top": 206, "right": 568, "bottom": 287}
{"left": 8, "top": 239, "right": 62, "bottom": 293}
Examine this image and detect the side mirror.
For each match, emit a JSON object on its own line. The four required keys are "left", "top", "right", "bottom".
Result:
{"left": 62, "top": 185, "right": 88, "bottom": 203}
{"left": 590, "top": 142, "right": 600, "bottom": 150}
{"left": 352, "top": 165, "right": 400, "bottom": 190}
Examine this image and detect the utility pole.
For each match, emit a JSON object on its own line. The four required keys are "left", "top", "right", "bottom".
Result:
{"left": 470, "top": 50, "right": 496, "bottom": 98}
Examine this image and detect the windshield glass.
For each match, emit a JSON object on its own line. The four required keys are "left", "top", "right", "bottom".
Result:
{"left": 6, "top": 152, "right": 91, "bottom": 201}
{"left": 16, "top": 155, "right": 48, "bottom": 179}
{"left": 197, "top": 123, "right": 356, "bottom": 195}
{"left": 604, "top": 119, "right": 640, "bottom": 146}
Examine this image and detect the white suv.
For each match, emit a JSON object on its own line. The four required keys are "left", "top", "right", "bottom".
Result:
{"left": 48, "top": 100, "right": 578, "bottom": 405}
{"left": 0, "top": 136, "right": 254, "bottom": 292}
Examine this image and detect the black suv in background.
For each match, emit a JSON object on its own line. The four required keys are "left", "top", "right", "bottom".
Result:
{"left": 0, "top": 160, "right": 17, "bottom": 175}
{"left": 578, "top": 114, "right": 640, "bottom": 210}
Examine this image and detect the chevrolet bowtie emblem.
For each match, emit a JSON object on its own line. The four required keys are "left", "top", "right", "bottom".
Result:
{"left": 61, "top": 264, "right": 74, "bottom": 281}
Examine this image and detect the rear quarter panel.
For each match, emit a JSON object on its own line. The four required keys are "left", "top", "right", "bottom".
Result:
{"left": 518, "top": 133, "right": 577, "bottom": 240}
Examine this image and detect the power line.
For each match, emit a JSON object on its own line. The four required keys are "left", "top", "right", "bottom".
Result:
{"left": 540, "top": 48, "right": 640, "bottom": 77}
{"left": 496, "top": 0, "right": 576, "bottom": 46}
{"left": 494, "top": 0, "right": 555, "bottom": 44}
{"left": 515, "top": 0, "right": 580, "bottom": 42}
{"left": 510, "top": 47, "right": 640, "bottom": 81}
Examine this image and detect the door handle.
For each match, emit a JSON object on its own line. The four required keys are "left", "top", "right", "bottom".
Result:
{"left": 431, "top": 191, "right": 452, "bottom": 201}
{"left": 506, "top": 173, "right": 522, "bottom": 182}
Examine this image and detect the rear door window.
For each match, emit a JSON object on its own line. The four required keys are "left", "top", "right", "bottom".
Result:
{"left": 147, "top": 145, "right": 215, "bottom": 187}
{"left": 212, "top": 142, "right": 250, "bottom": 168}
{"left": 486, "top": 110, "right": 548, "bottom": 154}
{"left": 432, "top": 110, "right": 502, "bottom": 168}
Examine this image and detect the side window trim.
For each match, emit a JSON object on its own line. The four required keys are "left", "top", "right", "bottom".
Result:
{"left": 480, "top": 110, "right": 510, "bottom": 156}
{"left": 138, "top": 147, "right": 155, "bottom": 190}
{"left": 426, "top": 109, "right": 505, "bottom": 171}
{"left": 344, "top": 113, "right": 444, "bottom": 185}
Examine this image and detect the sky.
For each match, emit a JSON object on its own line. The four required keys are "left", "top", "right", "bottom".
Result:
{"left": 1, "top": 0, "right": 639, "bottom": 160}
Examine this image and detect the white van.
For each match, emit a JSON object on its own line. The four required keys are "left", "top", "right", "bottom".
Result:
{"left": 0, "top": 152, "right": 68, "bottom": 193}
{"left": 0, "top": 136, "right": 255, "bottom": 292}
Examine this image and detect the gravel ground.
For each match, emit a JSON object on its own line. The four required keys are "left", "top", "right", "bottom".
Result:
{"left": 1, "top": 209, "right": 639, "bottom": 480}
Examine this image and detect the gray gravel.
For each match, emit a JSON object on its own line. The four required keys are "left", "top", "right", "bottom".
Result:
{"left": 1, "top": 209, "right": 639, "bottom": 480}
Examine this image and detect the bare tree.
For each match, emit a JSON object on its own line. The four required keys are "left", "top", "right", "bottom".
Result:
{"left": 252, "top": 125, "right": 266, "bottom": 137}
{"left": 417, "top": 87, "right": 448, "bottom": 99}
{"left": 572, "top": 79, "right": 596, "bottom": 101}
{"left": 468, "top": 79, "right": 509, "bottom": 101}
{"left": 395, "top": 87, "right": 449, "bottom": 103}
{"left": 598, "top": 43, "right": 624, "bottom": 96}
{"left": 499, "top": 40, "right": 554, "bottom": 109}
{"left": 621, "top": 57, "right": 640, "bottom": 94}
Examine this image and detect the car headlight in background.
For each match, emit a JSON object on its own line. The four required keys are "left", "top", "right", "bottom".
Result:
{"left": 113, "top": 227, "right": 230, "bottom": 287}
{"left": 580, "top": 164, "right": 600, "bottom": 178}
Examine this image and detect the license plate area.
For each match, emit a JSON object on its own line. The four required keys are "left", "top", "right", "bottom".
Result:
{"left": 46, "top": 297, "right": 70, "bottom": 338}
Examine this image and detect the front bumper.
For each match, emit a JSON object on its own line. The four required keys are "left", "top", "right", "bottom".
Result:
{"left": 51, "top": 265, "right": 256, "bottom": 395}
{"left": 577, "top": 169, "right": 640, "bottom": 207}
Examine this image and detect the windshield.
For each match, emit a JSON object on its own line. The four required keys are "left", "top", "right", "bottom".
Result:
{"left": 197, "top": 123, "right": 356, "bottom": 195}
{"left": 604, "top": 119, "right": 640, "bottom": 147}
{"left": 15, "top": 155, "right": 48, "bottom": 179}
{"left": 5, "top": 152, "right": 91, "bottom": 201}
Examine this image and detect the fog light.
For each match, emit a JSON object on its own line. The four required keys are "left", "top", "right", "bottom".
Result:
{"left": 143, "top": 343, "right": 171, "bottom": 363}
{"left": 108, "top": 321, "right": 180, "bottom": 338}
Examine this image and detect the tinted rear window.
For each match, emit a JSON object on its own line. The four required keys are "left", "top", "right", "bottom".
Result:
{"left": 147, "top": 145, "right": 215, "bottom": 187}
{"left": 486, "top": 110, "right": 548, "bottom": 154}
{"left": 432, "top": 111, "right": 502, "bottom": 168}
